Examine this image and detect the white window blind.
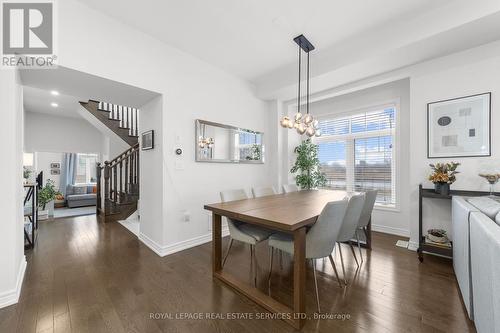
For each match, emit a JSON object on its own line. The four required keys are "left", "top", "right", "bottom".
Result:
{"left": 315, "top": 106, "right": 396, "bottom": 206}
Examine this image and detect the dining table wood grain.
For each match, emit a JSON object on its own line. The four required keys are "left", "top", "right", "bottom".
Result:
{"left": 204, "top": 189, "right": 359, "bottom": 329}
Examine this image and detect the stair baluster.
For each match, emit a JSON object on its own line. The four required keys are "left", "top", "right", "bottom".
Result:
{"left": 129, "top": 152, "right": 134, "bottom": 187}
{"left": 119, "top": 159, "right": 123, "bottom": 203}
{"left": 113, "top": 164, "right": 118, "bottom": 203}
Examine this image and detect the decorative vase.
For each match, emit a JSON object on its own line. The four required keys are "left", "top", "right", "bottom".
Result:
{"left": 434, "top": 182, "right": 450, "bottom": 196}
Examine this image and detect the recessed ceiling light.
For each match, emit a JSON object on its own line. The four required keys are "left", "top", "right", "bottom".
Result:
{"left": 50, "top": 90, "right": 59, "bottom": 96}
{"left": 51, "top": 102, "right": 58, "bottom": 107}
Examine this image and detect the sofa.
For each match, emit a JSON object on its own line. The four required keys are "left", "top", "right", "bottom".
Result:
{"left": 66, "top": 184, "right": 97, "bottom": 208}
{"left": 452, "top": 196, "right": 500, "bottom": 333}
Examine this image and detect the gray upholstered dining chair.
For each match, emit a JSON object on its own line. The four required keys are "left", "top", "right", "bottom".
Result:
{"left": 336, "top": 193, "right": 366, "bottom": 282}
{"left": 268, "top": 199, "right": 349, "bottom": 313}
{"left": 282, "top": 184, "right": 299, "bottom": 193}
{"left": 354, "top": 190, "right": 378, "bottom": 262}
{"left": 220, "top": 189, "right": 274, "bottom": 286}
{"left": 252, "top": 186, "right": 277, "bottom": 198}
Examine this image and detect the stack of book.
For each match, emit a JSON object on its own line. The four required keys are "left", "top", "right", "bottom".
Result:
{"left": 425, "top": 236, "right": 452, "bottom": 248}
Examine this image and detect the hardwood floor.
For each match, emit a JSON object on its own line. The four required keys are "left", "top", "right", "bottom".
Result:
{"left": 0, "top": 215, "right": 475, "bottom": 332}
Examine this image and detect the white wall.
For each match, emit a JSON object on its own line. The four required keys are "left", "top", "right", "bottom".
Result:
{"left": 25, "top": 112, "right": 104, "bottom": 154}
{"left": 409, "top": 52, "right": 500, "bottom": 245}
{"left": 138, "top": 96, "right": 165, "bottom": 248}
{"left": 283, "top": 80, "right": 411, "bottom": 236}
{"left": 54, "top": 0, "right": 271, "bottom": 254}
{"left": 0, "top": 69, "right": 26, "bottom": 308}
{"left": 35, "top": 152, "right": 63, "bottom": 189}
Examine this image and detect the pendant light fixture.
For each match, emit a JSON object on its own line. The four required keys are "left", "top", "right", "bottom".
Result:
{"left": 280, "top": 34, "right": 321, "bottom": 137}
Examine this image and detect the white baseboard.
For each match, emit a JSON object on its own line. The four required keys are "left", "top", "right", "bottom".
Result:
{"left": 139, "top": 228, "right": 230, "bottom": 257}
{"left": 0, "top": 256, "right": 27, "bottom": 309}
{"left": 371, "top": 224, "right": 410, "bottom": 237}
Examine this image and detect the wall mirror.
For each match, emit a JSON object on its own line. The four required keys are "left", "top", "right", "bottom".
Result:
{"left": 195, "top": 120, "right": 264, "bottom": 163}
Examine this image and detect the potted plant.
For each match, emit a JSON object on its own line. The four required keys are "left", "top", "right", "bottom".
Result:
{"left": 428, "top": 162, "right": 460, "bottom": 195}
{"left": 38, "top": 180, "right": 61, "bottom": 220}
{"left": 290, "top": 139, "right": 327, "bottom": 190}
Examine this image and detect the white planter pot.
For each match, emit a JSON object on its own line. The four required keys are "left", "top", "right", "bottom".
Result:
{"left": 38, "top": 209, "right": 49, "bottom": 220}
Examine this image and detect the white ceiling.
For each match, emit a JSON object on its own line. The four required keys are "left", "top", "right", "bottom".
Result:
{"left": 77, "top": 0, "right": 454, "bottom": 82}
{"left": 20, "top": 66, "right": 159, "bottom": 110}
{"left": 23, "top": 86, "right": 82, "bottom": 118}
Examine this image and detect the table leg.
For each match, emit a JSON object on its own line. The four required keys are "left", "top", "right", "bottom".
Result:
{"left": 293, "top": 227, "right": 306, "bottom": 328}
{"left": 212, "top": 213, "right": 222, "bottom": 273}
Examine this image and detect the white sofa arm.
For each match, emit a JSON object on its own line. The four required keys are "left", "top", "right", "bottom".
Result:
{"left": 470, "top": 211, "right": 500, "bottom": 333}
{"left": 451, "top": 196, "right": 478, "bottom": 319}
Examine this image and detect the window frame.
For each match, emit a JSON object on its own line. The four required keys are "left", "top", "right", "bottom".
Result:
{"left": 313, "top": 100, "right": 400, "bottom": 211}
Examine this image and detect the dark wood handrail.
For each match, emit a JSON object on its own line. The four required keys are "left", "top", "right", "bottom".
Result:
{"left": 98, "top": 143, "right": 139, "bottom": 169}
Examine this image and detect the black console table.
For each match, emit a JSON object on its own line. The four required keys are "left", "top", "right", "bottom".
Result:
{"left": 418, "top": 184, "right": 496, "bottom": 262}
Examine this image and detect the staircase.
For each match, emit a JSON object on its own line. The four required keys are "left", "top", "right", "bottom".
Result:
{"left": 79, "top": 100, "right": 139, "bottom": 146}
{"left": 79, "top": 100, "right": 141, "bottom": 223}
{"left": 96, "top": 143, "right": 139, "bottom": 222}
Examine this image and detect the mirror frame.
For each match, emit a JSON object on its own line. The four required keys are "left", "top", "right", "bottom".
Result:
{"left": 195, "top": 119, "right": 265, "bottom": 164}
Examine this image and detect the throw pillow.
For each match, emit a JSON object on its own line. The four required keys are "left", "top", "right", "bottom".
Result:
{"left": 92, "top": 186, "right": 97, "bottom": 193}
{"left": 73, "top": 186, "right": 87, "bottom": 195}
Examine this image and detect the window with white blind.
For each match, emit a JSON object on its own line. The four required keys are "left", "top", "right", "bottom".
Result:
{"left": 315, "top": 106, "right": 396, "bottom": 207}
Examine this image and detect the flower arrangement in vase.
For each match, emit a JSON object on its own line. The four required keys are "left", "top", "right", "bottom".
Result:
{"left": 428, "top": 162, "right": 460, "bottom": 195}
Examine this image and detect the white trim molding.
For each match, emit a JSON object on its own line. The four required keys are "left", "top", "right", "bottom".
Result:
{"left": 371, "top": 224, "right": 410, "bottom": 238}
{"left": 139, "top": 228, "right": 230, "bottom": 257}
{"left": 0, "top": 257, "right": 27, "bottom": 309}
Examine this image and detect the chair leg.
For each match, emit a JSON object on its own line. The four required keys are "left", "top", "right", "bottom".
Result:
{"left": 251, "top": 245, "right": 257, "bottom": 287}
{"left": 279, "top": 249, "right": 283, "bottom": 270}
{"left": 349, "top": 243, "right": 360, "bottom": 267}
{"left": 328, "top": 254, "right": 343, "bottom": 288}
{"left": 311, "top": 259, "right": 321, "bottom": 313}
{"left": 268, "top": 247, "right": 274, "bottom": 292}
{"left": 222, "top": 238, "right": 234, "bottom": 267}
{"left": 355, "top": 230, "right": 363, "bottom": 262}
{"left": 337, "top": 242, "right": 348, "bottom": 285}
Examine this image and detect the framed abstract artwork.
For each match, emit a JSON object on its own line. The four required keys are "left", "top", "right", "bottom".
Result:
{"left": 427, "top": 92, "right": 491, "bottom": 158}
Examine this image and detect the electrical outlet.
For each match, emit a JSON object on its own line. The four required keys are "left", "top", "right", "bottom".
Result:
{"left": 181, "top": 210, "right": 190, "bottom": 222}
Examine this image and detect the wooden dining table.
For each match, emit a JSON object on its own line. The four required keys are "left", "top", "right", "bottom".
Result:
{"left": 204, "top": 189, "right": 370, "bottom": 329}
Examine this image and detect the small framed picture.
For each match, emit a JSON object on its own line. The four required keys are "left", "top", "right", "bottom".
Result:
{"left": 141, "top": 130, "right": 154, "bottom": 150}
{"left": 427, "top": 92, "right": 491, "bottom": 158}
{"left": 50, "top": 169, "right": 60, "bottom": 175}
{"left": 50, "top": 162, "right": 60, "bottom": 169}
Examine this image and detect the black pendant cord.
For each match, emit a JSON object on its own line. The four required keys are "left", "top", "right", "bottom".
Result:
{"left": 297, "top": 44, "right": 301, "bottom": 114}
{"left": 306, "top": 51, "right": 310, "bottom": 115}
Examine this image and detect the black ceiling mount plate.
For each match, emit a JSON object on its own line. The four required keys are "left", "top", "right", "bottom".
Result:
{"left": 293, "top": 34, "right": 315, "bottom": 52}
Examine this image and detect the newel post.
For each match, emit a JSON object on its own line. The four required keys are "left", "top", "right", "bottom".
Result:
{"left": 104, "top": 161, "right": 111, "bottom": 201}
{"left": 96, "top": 162, "right": 102, "bottom": 213}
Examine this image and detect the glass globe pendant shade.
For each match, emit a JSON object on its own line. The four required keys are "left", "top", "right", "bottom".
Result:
{"left": 280, "top": 116, "right": 290, "bottom": 128}
{"left": 312, "top": 119, "right": 319, "bottom": 129}
{"left": 296, "top": 123, "right": 306, "bottom": 135}
{"left": 294, "top": 112, "right": 303, "bottom": 122}
{"left": 314, "top": 128, "right": 322, "bottom": 137}
{"left": 287, "top": 119, "right": 294, "bottom": 129}
{"left": 306, "top": 126, "right": 315, "bottom": 137}
{"left": 304, "top": 114, "right": 313, "bottom": 125}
